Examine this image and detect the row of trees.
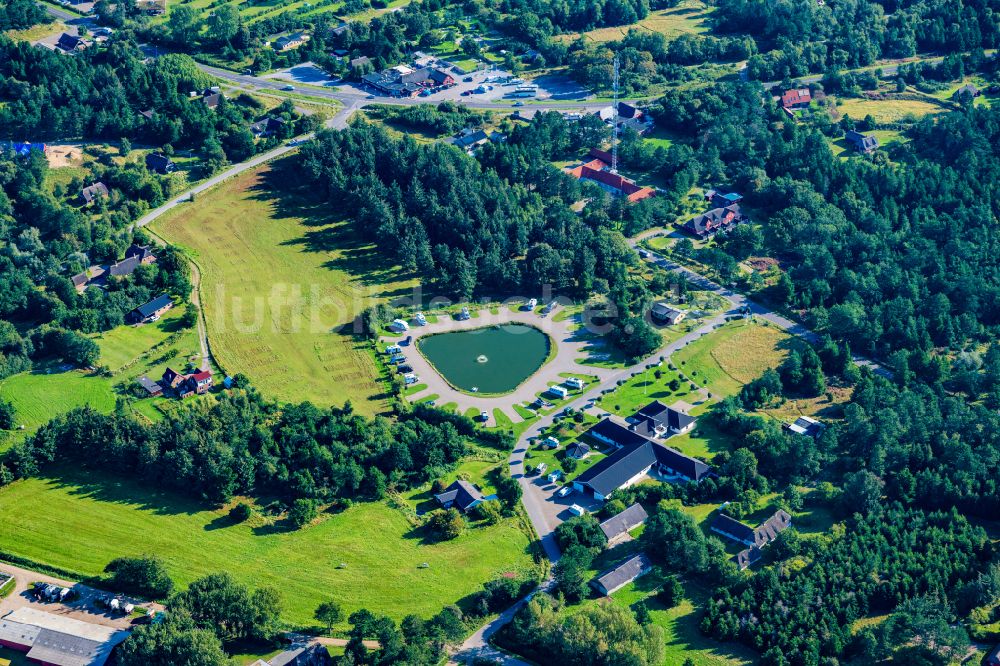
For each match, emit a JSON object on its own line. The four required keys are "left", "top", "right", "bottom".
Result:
{"left": 1, "top": 388, "right": 505, "bottom": 506}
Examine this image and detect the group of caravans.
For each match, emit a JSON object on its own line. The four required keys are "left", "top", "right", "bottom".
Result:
{"left": 384, "top": 343, "right": 418, "bottom": 385}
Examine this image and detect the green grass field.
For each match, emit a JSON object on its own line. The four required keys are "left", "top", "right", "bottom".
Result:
{"left": 152, "top": 162, "right": 419, "bottom": 415}
{"left": 89, "top": 304, "right": 188, "bottom": 372}
{"left": 560, "top": 0, "right": 712, "bottom": 44}
{"left": 834, "top": 96, "right": 944, "bottom": 124}
{"left": 0, "top": 367, "right": 117, "bottom": 452}
{"left": 0, "top": 469, "right": 536, "bottom": 627}
{"left": 673, "top": 321, "right": 797, "bottom": 398}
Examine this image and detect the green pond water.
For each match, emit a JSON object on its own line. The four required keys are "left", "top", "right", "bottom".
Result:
{"left": 417, "top": 324, "right": 550, "bottom": 394}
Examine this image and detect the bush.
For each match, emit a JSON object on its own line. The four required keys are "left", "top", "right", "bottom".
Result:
{"left": 428, "top": 508, "right": 464, "bottom": 541}
{"left": 104, "top": 555, "right": 175, "bottom": 599}
{"left": 229, "top": 502, "right": 252, "bottom": 522}
{"left": 288, "top": 498, "right": 318, "bottom": 528}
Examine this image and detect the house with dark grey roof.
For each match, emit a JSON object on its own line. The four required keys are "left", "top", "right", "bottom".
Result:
{"left": 250, "top": 642, "right": 332, "bottom": 666}
{"left": 627, "top": 400, "right": 696, "bottom": 438}
{"left": 79, "top": 182, "right": 109, "bottom": 205}
{"left": 953, "top": 83, "right": 980, "bottom": 100}
{"left": 599, "top": 503, "right": 648, "bottom": 546}
{"left": 451, "top": 129, "right": 489, "bottom": 152}
{"left": 711, "top": 509, "right": 792, "bottom": 569}
{"left": 145, "top": 153, "right": 175, "bottom": 174}
{"left": 651, "top": 302, "right": 685, "bottom": 326}
{"left": 274, "top": 32, "right": 310, "bottom": 51}
{"left": 56, "top": 33, "right": 84, "bottom": 52}
{"left": 844, "top": 129, "right": 878, "bottom": 153}
{"left": 683, "top": 204, "right": 743, "bottom": 239}
{"left": 566, "top": 441, "right": 590, "bottom": 460}
{"left": 251, "top": 116, "right": 287, "bottom": 138}
{"left": 785, "top": 415, "right": 824, "bottom": 438}
{"left": 709, "top": 191, "right": 743, "bottom": 208}
{"left": 434, "top": 480, "right": 487, "bottom": 513}
{"left": 573, "top": 418, "right": 712, "bottom": 500}
{"left": 735, "top": 545, "right": 763, "bottom": 570}
{"left": 591, "top": 553, "right": 653, "bottom": 596}
{"left": 126, "top": 294, "right": 173, "bottom": 324}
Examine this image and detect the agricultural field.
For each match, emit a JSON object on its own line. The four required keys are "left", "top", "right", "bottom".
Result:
{"left": 559, "top": 0, "right": 713, "bottom": 44}
{"left": 0, "top": 468, "right": 537, "bottom": 626}
{"left": 152, "top": 161, "right": 419, "bottom": 415}
{"left": 89, "top": 304, "right": 189, "bottom": 372}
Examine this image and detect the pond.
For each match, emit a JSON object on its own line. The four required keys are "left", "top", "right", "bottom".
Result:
{"left": 417, "top": 324, "right": 551, "bottom": 394}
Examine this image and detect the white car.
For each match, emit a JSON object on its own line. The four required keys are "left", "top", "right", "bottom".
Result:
{"left": 557, "top": 486, "right": 572, "bottom": 498}
{"left": 569, "top": 504, "right": 586, "bottom": 515}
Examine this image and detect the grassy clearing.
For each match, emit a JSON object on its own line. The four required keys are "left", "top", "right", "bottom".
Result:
{"left": 0, "top": 367, "right": 116, "bottom": 452}
{"left": 4, "top": 20, "right": 66, "bottom": 42}
{"left": 834, "top": 97, "right": 944, "bottom": 123}
{"left": 89, "top": 305, "right": 188, "bottom": 372}
{"left": 561, "top": 0, "right": 712, "bottom": 43}
{"left": 0, "top": 469, "right": 535, "bottom": 626}
{"left": 673, "top": 321, "right": 797, "bottom": 397}
{"left": 153, "top": 161, "right": 420, "bottom": 415}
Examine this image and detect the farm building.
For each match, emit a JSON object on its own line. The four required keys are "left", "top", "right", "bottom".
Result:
{"left": 573, "top": 418, "right": 712, "bottom": 500}
{"left": 0, "top": 607, "right": 129, "bottom": 666}
{"left": 627, "top": 400, "right": 696, "bottom": 438}
{"left": 591, "top": 553, "right": 653, "bottom": 596}
{"left": 126, "top": 294, "right": 173, "bottom": 324}
{"left": 599, "top": 503, "right": 648, "bottom": 546}
{"left": 434, "top": 480, "right": 489, "bottom": 513}
{"left": 137, "top": 375, "right": 163, "bottom": 397}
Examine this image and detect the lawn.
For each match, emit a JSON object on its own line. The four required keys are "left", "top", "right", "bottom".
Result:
{"left": 0, "top": 469, "right": 536, "bottom": 627}
{"left": 561, "top": 0, "right": 713, "bottom": 43}
{"left": 152, "top": 161, "right": 420, "bottom": 415}
{"left": 4, "top": 20, "right": 65, "bottom": 42}
{"left": 673, "top": 321, "right": 798, "bottom": 397}
{"left": 0, "top": 367, "right": 116, "bottom": 452}
{"left": 89, "top": 304, "right": 189, "bottom": 372}
{"left": 833, "top": 96, "right": 945, "bottom": 124}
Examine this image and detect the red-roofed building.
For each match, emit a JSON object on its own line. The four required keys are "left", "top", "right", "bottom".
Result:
{"left": 566, "top": 157, "right": 655, "bottom": 203}
{"left": 187, "top": 370, "right": 213, "bottom": 395}
{"left": 781, "top": 88, "right": 811, "bottom": 109}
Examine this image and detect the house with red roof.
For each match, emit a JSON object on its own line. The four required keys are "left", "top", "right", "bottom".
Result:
{"left": 780, "top": 88, "right": 812, "bottom": 109}
{"left": 566, "top": 156, "right": 655, "bottom": 203}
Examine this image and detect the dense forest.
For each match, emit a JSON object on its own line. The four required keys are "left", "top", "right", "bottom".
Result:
{"left": 0, "top": 0, "right": 48, "bottom": 31}
{"left": 0, "top": 388, "right": 510, "bottom": 504}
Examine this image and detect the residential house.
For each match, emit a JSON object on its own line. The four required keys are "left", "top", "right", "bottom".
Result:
{"left": 266, "top": 643, "right": 333, "bottom": 666}
{"left": 145, "top": 153, "right": 175, "bottom": 174}
{"left": 328, "top": 22, "right": 351, "bottom": 39}
{"left": 953, "top": 83, "right": 981, "bottom": 100}
{"left": 451, "top": 129, "right": 489, "bottom": 152}
{"left": 0, "top": 607, "right": 129, "bottom": 666}
{"left": 161, "top": 367, "right": 185, "bottom": 390}
{"left": 682, "top": 204, "right": 743, "bottom": 239}
{"left": 566, "top": 157, "right": 655, "bottom": 203}
{"left": 56, "top": 33, "right": 85, "bottom": 53}
{"left": 107, "top": 244, "right": 156, "bottom": 279}
{"left": 780, "top": 88, "right": 811, "bottom": 109}
{"left": 650, "top": 302, "right": 685, "bottom": 326}
{"left": 186, "top": 370, "right": 213, "bottom": 395}
{"left": 136, "top": 0, "right": 166, "bottom": 15}
{"left": 573, "top": 418, "right": 712, "bottom": 500}
{"left": 594, "top": 102, "right": 653, "bottom": 135}
{"left": 202, "top": 91, "right": 224, "bottom": 110}
{"left": 126, "top": 294, "right": 173, "bottom": 324}
{"left": 599, "top": 503, "right": 648, "bottom": 546}
{"left": 566, "top": 442, "right": 590, "bottom": 460}
{"left": 71, "top": 272, "right": 90, "bottom": 292}
{"left": 844, "top": 129, "right": 879, "bottom": 153}
{"left": 708, "top": 190, "right": 743, "bottom": 208}
{"left": 274, "top": 32, "right": 310, "bottom": 51}
{"left": 79, "top": 182, "right": 109, "bottom": 205}
{"left": 136, "top": 376, "right": 163, "bottom": 397}
{"left": 434, "top": 480, "right": 488, "bottom": 513}
{"left": 349, "top": 56, "right": 371, "bottom": 71}
{"left": 785, "top": 415, "right": 824, "bottom": 438}
{"left": 591, "top": 553, "right": 653, "bottom": 596}
{"left": 711, "top": 509, "right": 792, "bottom": 569}
{"left": 627, "top": 400, "right": 696, "bottom": 438}
{"left": 250, "top": 116, "right": 287, "bottom": 138}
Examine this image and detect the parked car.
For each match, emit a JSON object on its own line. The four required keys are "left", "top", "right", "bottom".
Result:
{"left": 463, "top": 76, "right": 474, "bottom": 82}
{"left": 557, "top": 486, "right": 573, "bottom": 498}
{"left": 479, "top": 411, "right": 489, "bottom": 421}
{"left": 397, "top": 364, "right": 413, "bottom": 373}
{"left": 282, "top": 85, "right": 295, "bottom": 91}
